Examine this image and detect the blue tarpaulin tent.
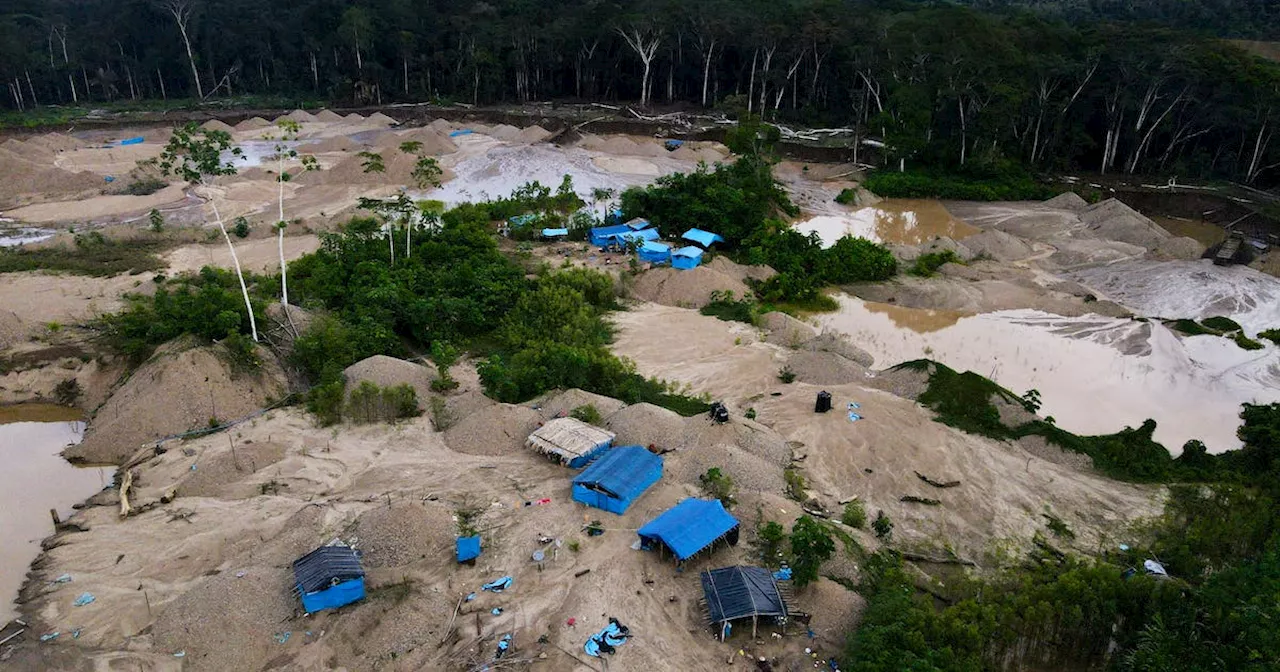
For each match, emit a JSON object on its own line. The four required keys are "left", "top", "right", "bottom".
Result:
{"left": 625, "top": 218, "right": 653, "bottom": 231}
{"left": 610, "top": 228, "right": 661, "bottom": 246}
{"left": 509, "top": 213, "right": 538, "bottom": 227}
{"left": 572, "top": 446, "right": 663, "bottom": 515}
{"left": 637, "top": 498, "right": 739, "bottom": 561}
{"left": 638, "top": 241, "right": 672, "bottom": 264}
{"left": 456, "top": 536, "right": 482, "bottom": 563}
{"left": 541, "top": 228, "right": 569, "bottom": 238}
{"left": 671, "top": 246, "right": 705, "bottom": 270}
{"left": 682, "top": 228, "right": 725, "bottom": 248}
{"left": 292, "top": 545, "right": 365, "bottom": 613}
{"left": 590, "top": 224, "right": 632, "bottom": 247}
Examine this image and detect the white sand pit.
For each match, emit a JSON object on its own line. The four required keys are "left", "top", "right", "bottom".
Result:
{"left": 200, "top": 119, "right": 235, "bottom": 132}
{"left": 443, "top": 403, "right": 542, "bottom": 456}
{"left": 313, "top": 109, "right": 345, "bottom": 122}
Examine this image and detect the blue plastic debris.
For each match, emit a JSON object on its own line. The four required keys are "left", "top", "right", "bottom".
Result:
{"left": 274, "top": 631, "right": 291, "bottom": 644}
{"left": 495, "top": 633, "right": 512, "bottom": 658}
{"left": 173, "top": 651, "right": 186, "bottom": 658}
{"left": 847, "top": 402, "right": 861, "bottom": 410}
{"left": 482, "top": 576, "right": 513, "bottom": 593}
{"left": 103, "top": 176, "right": 115, "bottom": 183}
{"left": 120, "top": 136, "right": 144, "bottom": 146}
{"left": 847, "top": 412, "right": 862, "bottom": 422}
{"left": 71, "top": 628, "right": 82, "bottom": 639}
{"left": 491, "top": 607, "right": 503, "bottom": 615}
{"left": 465, "top": 592, "right": 477, "bottom": 602}
{"left": 583, "top": 618, "right": 631, "bottom": 657}
{"left": 40, "top": 632, "right": 60, "bottom": 642}
{"left": 773, "top": 567, "right": 792, "bottom": 581}
{"left": 449, "top": 129, "right": 474, "bottom": 137}
{"left": 52, "top": 573, "right": 72, "bottom": 584}
{"left": 73, "top": 592, "right": 95, "bottom": 607}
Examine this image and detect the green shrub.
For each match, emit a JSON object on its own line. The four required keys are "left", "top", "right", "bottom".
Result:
{"left": 778, "top": 367, "right": 797, "bottom": 384}
{"left": 570, "top": 404, "right": 602, "bottom": 424}
{"left": 790, "top": 516, "right": 836, "bottom": 587}
{"left": 1168, "top": 318, "right": 1219, "bottom": 336}
{"left": 756, "top": 520, "right": 787, "bottom": 568}
{"left": 1259, "top": 329, "right": 1280, "bottom": 345}
{"left": 699, "top": 467, "right": 737, "bottom": 509}
{"left": 784, "top": 468, "right": 807, "bottom": 501}
{"left": 834, "top": 188, "right": 859, "bottom": 205}
{"left": 149, "top": 209, "right": 165, "bottom": 232}
{"left": 1234, "top": 332, "right": 1265, "bottom": 350}
{"left": 909, "top": 250, "right": 959, "bottom": 277}
{"left": 0, "top": 235, "right": 167, "bottom": 277}
{"left": 700, "top": 290, "right": 757, "bottom": 323}
{"left": 53, "top": 378, "right": 82, "bottom": 406}
{"left": 306, "top": 380, "right": 345, "bottom": 427}
{"left": 232, "top": 217, "right": 251, "bottom": 238}
{"left": 1202, "top": 316, "right": 1243, "bottom": 333}
{"left": 863, "top": 169, "right": 1059, "bottom": 201}
{"left": 345, "top": 381, "right": 419, "bottom": 423}
{"left": 429, "top": 395, "right": 455, "bottom": 430}
{"left": 872, "top": 511, "right": 894, "bottom": 540}
{"left": 125, "top": 177, "right": 168, "bottom": 196}
{"left": 842, "top": 500, "right": 867, "bottom": 529}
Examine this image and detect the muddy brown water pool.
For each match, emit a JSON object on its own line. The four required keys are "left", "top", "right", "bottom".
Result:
{"left": 0, "top": 404, "right": 110, "bottom": 621}
{"left": 796, "top": 199, "right": 981, "bottom": 247}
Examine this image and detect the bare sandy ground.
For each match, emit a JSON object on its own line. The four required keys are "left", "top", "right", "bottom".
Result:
{"left": 0, "top": 272, "right": 154, "bottom": 349}
{"left": 4, "top": 185, "right": 188, "bottom": 223}
{"left": 165, "top": 234, "right": 322, "bottom": 275}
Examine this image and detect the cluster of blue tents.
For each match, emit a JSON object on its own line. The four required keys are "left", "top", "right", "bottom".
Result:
{"left": 586, "top": 218, "right": 725, "bottom": 270}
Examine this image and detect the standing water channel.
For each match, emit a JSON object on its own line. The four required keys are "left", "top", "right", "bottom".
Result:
{"left": 0, "top": 404, "right": 110, "bottom": 621}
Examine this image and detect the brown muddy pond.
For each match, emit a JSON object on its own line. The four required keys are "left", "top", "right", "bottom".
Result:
{"left": 1151, "top": 215, "right": 1227, "bottom": 249}
{"left": 796, "top": 199, "right": 981, "bottom": 247}
{"left": 0, "top": 404, "right": 109, "bottom": 621}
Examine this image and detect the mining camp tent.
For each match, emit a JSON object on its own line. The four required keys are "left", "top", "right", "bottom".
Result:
{"left": 609, "top": 227, "right": 661, "bottom": 247}
{"left": 590, "top": 224, "right": 631, "bottom": 246}
{"left": 671, "top": 246, "right": 705, "bottom": 270}
{"left": 293, "top": 545, "right": 366, "bottom": 614}
{"left": 509, "top": 213, "right": 539, "bottom": 227}
{"left": 699, "top": 566, "right": 791, "bottom": 640}
{"left": 541, "top": 227, "right": 569, "bottom": 239}
{"left": 638, "top": 241, "right": 672, "bottom": 264}
{"left": 637, "top": 498, "right": 740, "bottom": 562}
{"left": 572, "top": 445, "right": 663, "bottom": 514}
{"left": 526, "top": 417, "right": 616, "bottom": 468}
{"left": 682, "top": 228, "right": 725, "bottom": 248}
{"left": 625, "top": 217, "right": 654, "bottom": 231}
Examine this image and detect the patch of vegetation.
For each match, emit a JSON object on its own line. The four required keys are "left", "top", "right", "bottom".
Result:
{"left": 872, "top": 511, "right": 894, "bottom": 541}
{"left": 345, "top": 381, "right": 419, "bottom": 423}
{"left": 863, "top": 169, "right": 1060, "bottom": 201}
{"left": 1042, "top": 511, "right": 1076, "bottom": 540}
{"left": 841, "top": 500, "right": 867, "bottom": 529}
{"left": 908, "top": 250, "right": 959, "bottom": 277}
{"left": 778, "top": 367, "right": 797, "bottom": 384}
{"left": 428, "top": 395, "right": 455, "bottom": 431}
{"left": 123, "top": 177, "right": 168, "bottom": 196}
{"left": 1167, "top": 318, "right": 1220, "bottom": 336}
{"left": 790, "top": 516, "right": 836, "bottom": 587}
{"left": 1259, "top": 329, "right": 1280, "bottom": 345}
{"left": 149, "top": 209, "right": 165, "bottom": 233}
{"left": 0, "top": 231, "right": 167, "bottom": 277}
{"left": 231, "top": 217, "right": 251, "bottom": 238}
{"left": 700, "top": 290, "right": 757, "bottom": 324}
{"left": 698, "top": 467, "right": 737, "bottom": 509}
{"left": 429, "top": 341, "right": 460, "bottom": 392}
{"left": 783, "top": 467, "right": 807, "bottom": 501}
{"left": 834, "top": 188, "right": 860, "bottom": 205}
{"left": 570, "top": 404, "right": 602, "bottom": 425}
{"left": 1201, "top": 316, "right": 1243, "bottom": 332}
{"left": 1233, "top": 332, "right": 1265, "bottom": 350}
{"left": 753, "top": 518, "right": 788, "bottom": 568}
{"left": 52, "top": 378, "right": 81, "bottom": 406}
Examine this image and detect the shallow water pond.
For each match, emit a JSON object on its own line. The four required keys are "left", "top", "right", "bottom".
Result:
{"left": 796, "top": 199, "right": 980, "bottom": 247}
{"left": 0, "top": 404, "right": 110, "bottom": 621}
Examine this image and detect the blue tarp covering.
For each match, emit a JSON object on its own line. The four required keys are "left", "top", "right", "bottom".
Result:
{"left": 637, "top": 498, "right": 739, "bottom": 561}
{"left": 456, "top": 536, "right": 482, "bottom": 563}
{"left": 625, "top": 218, "right": 653, "bottom": 231}
{"left": 609, "top": 228, "right": 661, "bottom": 246}
{"left": 293, "top": 545, "right": 366, "bottom": 613}
{"left": 449, "top": 129, "right": 473, "bottom": 137}
{"left": 664, "top": 139, "right": 684, "bottom": 150}
{"left": 120, "top": 136, "right": 144, "bottom": 146}
{"left": 671, "top": 246, "right": 705, "bottom": 270}
{"left": 509, "top": 213, "right": 538, "bottom": 227}
{"left": 541, "top": 228, "right": 569, "bottom": 238}
{"left": 682, "top": 228, "right": 725, "bottom": 248}
{"left": 590, "top": 224, "right": 632, "bottom": 247}
{"left": 638, "top": 241, "right": 672, "bottom": 264}
{"left": 572, "top": 446, "right": 663, "bottom": 515}
{"left": 584, "top": 619, "right": 631, "bottom": 657}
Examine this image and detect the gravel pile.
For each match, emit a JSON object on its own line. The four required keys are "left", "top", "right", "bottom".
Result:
{"left": 1016, "top": 435, "right": 1094, "bottom": 471}
{"left": 367, "top": 112, "right": 398, "bottom": 126}
{"left": 248, "top": 505, "right": 331, "bottom": 566}
{"left": 345, "top": 113, "right": 365, "bottom": 122}
{"left": 786, "top": 350, "right": 867, "bottom": 386}
{"left": 393, "top": 127, "right": 458, "bottom": 155}
{"left": 313, "top": 109, "right": 345, "bottom": 122}
{"left": 992, "top": 394, "right": 1036, "bottom": 427}
{"left": 0, "top": 148, "right": 101, "bottom": 206}
{"left": 1041, "top": 191, "right": 1088, "bottom": 211}
{"left": 1079, "top": 199, "right": 1170, "bottom": 249}
{"left": 179, "top": 441, "right": 288, "bottom": 498}
{"left": 867, "top": 363, "right": 931, "bottom": 401}
{"left": 427, "top": 118, "right": 453, "bottom": 133}
{"left": 804, "top": 332, "right": 873, "bottom": 367}
{"left": 343, "top": 355, "right": 437, "bottom": 409}
{"left": 200, "top": 119, "right": 235, "bottom": 133}
{"left": 761, "top": 311, "right": 819, "bottom": 347}
{"left": 152, "top": 569, "right": 296, "bottom": 672}
{"left": 517, "top": 125, "right": 552, "bottom": 143}
{"left": 234, "top": 116, "right": 271, "bottom": 131}
{"left": 604, "top": 403, "right": 688, "bottom": 450}
{"left": 664, "top": 443, "right": 786, "bottom": 495}
{"left": 630, "top": 265, "right": 751, "bottom": 308}
{"left": 348, "top": 502, "right": 454, "bottom": 567}
{"left": 534, "top": 388, "right": 627, "bottom": 420}
{"left": 961, "top": 229, "right": 1035, "bottom": 262}
{"left": 444, "top": 403, "right": 542, "bottom": 456}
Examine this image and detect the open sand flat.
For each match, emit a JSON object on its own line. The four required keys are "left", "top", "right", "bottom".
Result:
{"left": 54, "top": 142, "right": 166, "bottom": 176}
{"left": 4, "top": 184, "right": 188, "bottom": 223}
{"left": 165, "top": 233, "right": 322, "bottom": 274}
{"left": 0, "top": 272, "right": 154, "bottom": 349}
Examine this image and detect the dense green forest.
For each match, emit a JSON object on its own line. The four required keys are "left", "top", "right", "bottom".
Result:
{"left": 3, "top": 1, "right": 1280, "bottom": 186}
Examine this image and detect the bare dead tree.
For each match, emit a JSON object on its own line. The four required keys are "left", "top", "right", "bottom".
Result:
{"left": 159, "top": 0, "right": 204, "bottom": 99}
{"left": 617, "top": 25, "right": 662, "bottom": 107}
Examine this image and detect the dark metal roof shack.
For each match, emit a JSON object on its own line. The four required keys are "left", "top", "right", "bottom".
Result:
{"left": 699, "top": 566, "right": 792, "bottom": 640}
{"left": 293, "top": 545, "right": 364, "bottom": 594}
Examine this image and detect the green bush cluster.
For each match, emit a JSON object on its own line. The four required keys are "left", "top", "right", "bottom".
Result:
{"left": 0, "top": 231, "right": 167, "bottom": 277}
{"left": 863, "top": 169, "right": 1061, "bottom": 201}
{"left": 699, "top": 290, "right": 757, "bottom": 324}
{"left": 124, "top": 177, "right": 168, "bottom": 196}
{"left": 345, "top": 381, "right": 419, "bottom": 423}
{"left": 909, "top": 250, "right": 959, "bottom": 277}
{"left": 698, "top": 467, "right": 737, "bottom": 509}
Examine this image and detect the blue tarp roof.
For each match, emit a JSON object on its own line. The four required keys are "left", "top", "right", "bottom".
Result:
{"left": 672, "top": 246, "right": 705, "bottom": 259}
{"left": 542, "top": 228, "right": 569, "bottom": 237}
{"left": 293, "top": 546, "right": 364, "bottom": 594}
{"left": 510, "top": 213, "right": 538, "bottom": 226}
{"left": 625, "top": 218, "right": 653, "bottom": 231}
{"left": 640, "top": 241, "right": 670, "bottom": 254}
{"left": 700, "top": 566, "right": 788, "bottom": 624}
{"left": 591, "top": 223, "right": 631, "bottom": 239}
{"left": 573, "top": 446, "right": 663, "bottom": 500}
{"left": 638, "top": 498, "right": 739, "bottom": 560}
{"left": 682, "top": 228, "right": 725, "bottom": 247}
{"left": 611, "top": 228, "right": 661, "bottom": 244}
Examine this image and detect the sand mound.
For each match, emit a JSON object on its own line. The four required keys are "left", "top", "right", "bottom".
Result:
{"left": 705, "top": 256, "right": 775, "bottom": 283}
{"left": 534, "top": 388, "right": 627, "bottom": 421}
{"left": 367, "top": 112, "right": 398, "bottom": 126}
{"left": 486, "top": 124, "right": 522, "bottom": 142}
{"left": 314, "top": 109, "right": 345, "bottom": 122}
{"left": 349, "top": 502, "right": 454, "bottom": 567}
{"left": 343, "top": 355, "right": 437, "bottom": 408}
{"left": 443, "top": 403, "right": 541, "bottom": 456}
{"left": 298, "top": 135, "right": 361, "bottom": 153}
{"left": 0, "top": 150, "right": 103, "bottom": 206}
{"left": 785, "top": 350, "right": 867, "bottom": 386}
{"left": 517, "top": 125, "right": 552, "bottom": 143}
{"left": 630, "top": 265, "right": 751, "bottom": 308}
{"left": 665, "top": 442, "right": 787, "bottom": 493}
{"left": 427, "top": 118, "right": 453, "bottom": 133}
{"left": 345, "top": 113, "right": 365, "bottom": 122}
{"left": 278, "top": 109, "right": 317, "bottom": 123}
{"left": 1079, "top": 199, "right": 1170, "bottom": 249}
{"left": 961, "top": 229, "right": 1035, "bottom": 261}
{"left": 1154, "top": 236, "right": 1207, "bottom": 261}
{"left": 234, "top": 116, "right": 271, "bottom": 131}
{"left": 200, "top": 119, "right": 234, "bottom": 133}
{"left": 761, "top": 311, "right": 820, "bottom": 346}
{"left": 65, "top": 340, "right": 289, "bottom": 465}
{"left": 604, "top": 402, "right": 687, "bottom": 450}
{"left": 597, "top": 136, "right": 640, "bottom": 155}
{"left": 803, "top": 332, "right": 874, "bottom": 367}
{"left": 30, "top": 132, "right": 86, "bottom": 152}
{"left": 1042, "top": 191, "right": 1089, "bottom": 211}
{"left": 177, "top": 441, "right": 289, "bottom": 499}
{"left": 297, "top": 146, "right": 456, "bottom": 186}
{"left": 152, "top": 568, "right": 296, "bottom": 672}
{"left": 396, "top": 127, "right": 459, "bottom": 155}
